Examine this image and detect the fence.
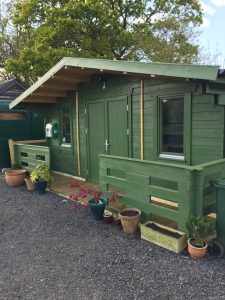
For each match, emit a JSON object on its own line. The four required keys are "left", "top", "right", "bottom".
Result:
{"left": 99, "top": 155, "right": 225, "bottom": 231}
{"left": 9, "top": 139, "right": 50, "bottom": 173}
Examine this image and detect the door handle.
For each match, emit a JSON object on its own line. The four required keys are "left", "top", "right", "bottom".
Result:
{"left": 105, "top": 139, "right": 110, "bottom": 152}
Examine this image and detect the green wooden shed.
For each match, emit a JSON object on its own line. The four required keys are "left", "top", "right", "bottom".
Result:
{"left": 0, "top": 78, "right": 45, "bottom": 169}
{"left": 9, "top": 58, "right": 225, "bottom": 230}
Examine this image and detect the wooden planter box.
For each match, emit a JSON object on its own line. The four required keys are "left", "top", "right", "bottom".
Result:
{"left": 140, "top": 221, "right": 187, "bottom": 253}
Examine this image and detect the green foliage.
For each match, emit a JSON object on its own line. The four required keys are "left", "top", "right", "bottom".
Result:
{"left": 30, "top": 164, "right": 51, "bottom": 182}
{"left": 2, "top": 0, "right": 202, "bottom": 84}
{"left": 11, "top": 163, "right": 22, "bottom": 170}
{"left": 186, "top": 215, "right": 216, "bottom": 247}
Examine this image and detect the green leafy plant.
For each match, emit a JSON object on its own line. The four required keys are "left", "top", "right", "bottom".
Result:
{"left": 11, "top": 163, "right": 22, "bottom": 170}
{"left": 186, "top": 215, "right": 216, "bottom": 247}
{"left": 30, "top": 164, "right": 51, "bottom": 183}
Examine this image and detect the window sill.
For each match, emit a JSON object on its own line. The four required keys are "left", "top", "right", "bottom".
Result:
{"left": 159, "top": 154, "right": 185, "bottom": 161}
{"left": 60, "top": 144, "right": 71, "bottom": 149}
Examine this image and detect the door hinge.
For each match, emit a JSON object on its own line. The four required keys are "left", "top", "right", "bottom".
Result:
{"left": 85, "top": 108, "right": 87, "bottom": 115}
{"left": 127, "top": 128, "right": 130, "bottom": 135}
{"left": 127, "top": 104, "right": 129, "bottom": 111}
{"left": 86, "top": 169, "right": 89, "bottom": 176}
{"left": 86, "top": 128, "right": 88, "bottom": 135}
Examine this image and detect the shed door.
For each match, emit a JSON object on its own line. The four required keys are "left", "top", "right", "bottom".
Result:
{"left": 86, "top": 96, "right": 129, "bottom": 183}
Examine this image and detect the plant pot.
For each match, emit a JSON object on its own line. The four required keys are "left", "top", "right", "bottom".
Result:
{"left": 113, "top": 213, "right": 121, "bottom": 226}
{"left": 187, "top": 238, "right": 207, "bottom": 259}
{"left": 140, "top": 221, "right": 187, "bottom": 253}
{"left": 24, "top": 178, "right": 35, "bottom": 191}
{"left": 119, "top": 208, "right": 141, "bottom": 234}
{"left": 5, "top": 169, "right": 26, "bottom": 187}
{"left": 88, "top": 197, "right": 107, "bottom": 220}
{"left": 103, "top": 210, "right": 113, "bottom": 224}
{"left": 35, "top": 181, "right": 48, "bottom": 194}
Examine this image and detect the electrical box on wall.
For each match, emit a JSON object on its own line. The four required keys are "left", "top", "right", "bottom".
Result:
{"left": 45, "top": 123, "right": 58, "bottom": 138}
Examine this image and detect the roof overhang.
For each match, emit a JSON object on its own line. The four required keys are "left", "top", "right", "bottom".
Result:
{"left": 10, "top": 57, "right": 220, "bottom": 109}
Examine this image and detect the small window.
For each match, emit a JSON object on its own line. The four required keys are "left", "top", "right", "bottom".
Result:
{"left": 61, "top": 108, "right": 71, "bottom": 147}
{"left": 159, "top": 96, "right": 184, "bottom": 158}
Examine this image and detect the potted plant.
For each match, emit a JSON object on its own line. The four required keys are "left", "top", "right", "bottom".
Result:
{"left": 186, "top": 215, "right": 216, "bottom": 259}
{"left": 4, "top": 163, "right": 26, "bottom": 187}
{"left": 30, "top": 164, "right": 51, "bottom": 194}
{"left": 70, "top": 183, "right": 108, "bottom": 220}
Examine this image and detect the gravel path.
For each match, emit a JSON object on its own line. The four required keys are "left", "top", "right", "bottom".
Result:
{"left": 0, "top": 178, "right": 225, "bottom": 300}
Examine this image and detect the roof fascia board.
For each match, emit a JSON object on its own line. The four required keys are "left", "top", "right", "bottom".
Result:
{"left": 10, "top": 58, "right": 67, "bottom": 109}
{"left": 63, "top": 57, "right": 219, "bottom": 81}
{"left": 10, "top": 57, "right": 219, "bottom": 109}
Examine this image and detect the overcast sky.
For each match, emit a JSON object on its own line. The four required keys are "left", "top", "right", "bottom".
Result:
{"left": 200, "top": 0, "right": 225, "bottom": 67}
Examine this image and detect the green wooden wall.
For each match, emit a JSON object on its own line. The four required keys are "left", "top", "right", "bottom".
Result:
{"left": 0, "top": 102, "right": 44, "bottom": 169}
{"left": 46, "top": 92, "right": 77, "bottom": 175}
{"left": 44, "top": 74, "right": 225, "bottom": 179}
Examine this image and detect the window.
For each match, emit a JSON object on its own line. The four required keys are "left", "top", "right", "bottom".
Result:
{"left": 159, "top": 96, "right": 184, "bottom": 160}
{"left": 61, "top": 108, "right": 71, "bottom": 147}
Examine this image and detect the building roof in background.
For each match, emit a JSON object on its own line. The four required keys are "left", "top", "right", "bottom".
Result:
{"left": 0, "top": 78, "right": 26, "bottom": 101}
{"left": 9, "top": 57, "right": 222, "bottom": 109}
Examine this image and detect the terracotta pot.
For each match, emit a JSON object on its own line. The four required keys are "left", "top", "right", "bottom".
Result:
{"left": 113, "top": 213, "right": 121, "bottom": 226}
{"left": 188, "top": 238, "right": 207, "bottom": 259}
{"left": 5, "top": 169, "right": 26, "bottom": 187}
{"left": 119, "top": 208, "right": 141, "bottom": 234}
{"left": 24, "top": 178, "right": 35, "bottom": 191}
{"left": 103, "top": 211, "right": 113, "bottom": 224}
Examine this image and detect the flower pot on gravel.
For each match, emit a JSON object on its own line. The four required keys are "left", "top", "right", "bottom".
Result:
{"left": 187, "top": 238, "right": 208, "bottom": 259}
{"left": 119, "top": 208, "right": 141, "bottom": 234}
{"left": 30, "top": 164, "right": 51, "bottom": 194}
{"left": 35, "top": 180, "right": 48, "bottom": 194}
{"left": 24, "top": 177, "right": 35, "bottom": 191}
{"left": 5, "top": 169, "right": 26, "bottom": 187}
{"left": 88, "top": 197, "right": 107, "bottom": 220}
{"left": 140, "top": 221, "right": 187, "bottom": 253}
{"left": 186, "top": 215, "right": 216, "bottom": 259}
{"left": 103, "top": 210, "right": 113, "bottom": 224}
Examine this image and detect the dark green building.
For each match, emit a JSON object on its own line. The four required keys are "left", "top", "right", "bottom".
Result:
{"left": 0, "top": 78, "right": 44, "bottom": 169}
{"left": 9, "top": 58, "right": 225, "bottom": 230}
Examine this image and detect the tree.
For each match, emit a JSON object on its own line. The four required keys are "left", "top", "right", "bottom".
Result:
{"left": 4, "top": 0, "right": 203, "bottom": 84}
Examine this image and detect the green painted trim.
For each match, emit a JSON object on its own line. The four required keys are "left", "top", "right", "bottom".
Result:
{"left": 10, "top": 57, "right": 219, "bottom": 109}
{"left": 153, "top": 92, "right": 191, "bottom": 165}
{"left": 218, "top": 95, "right": 225, "bottom": 105}
{"left": 59, "top": 102, "right": 74, "bottom": 153}
{"left": 184, "top": 93, "right": 192, "bottom": 165}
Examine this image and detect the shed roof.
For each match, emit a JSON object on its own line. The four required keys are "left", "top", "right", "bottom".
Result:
{"left": 0, "top": 78, "right": 26, "bottom": 101}
{"left": 10, "top": 57, "right": 221, "bottom": 109}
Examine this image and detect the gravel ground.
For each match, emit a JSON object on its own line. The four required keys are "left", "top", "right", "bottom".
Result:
{"left": 0, "top": 178, "right": 225, "bottom": 300}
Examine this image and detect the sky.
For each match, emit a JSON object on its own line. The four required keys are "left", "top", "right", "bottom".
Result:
{"left": 200, "top": 0, "right": 225, "bottom": 67}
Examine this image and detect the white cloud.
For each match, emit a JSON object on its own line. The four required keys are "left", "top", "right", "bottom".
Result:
{"left": 202, "top": 17, "right": 211, "bottom": 27}
{"left": 200, "top": 2, "right": 216, "bottom": 15}
{"left": 210, "top": 0, "right": 225, "bottom": 7}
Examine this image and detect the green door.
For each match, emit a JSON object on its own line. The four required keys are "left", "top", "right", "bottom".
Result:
{"left": 86, "top": 100, "right": 105, "bottom": 183}
{"left": 86, "top": 96, "right": 129, "bottom": 183}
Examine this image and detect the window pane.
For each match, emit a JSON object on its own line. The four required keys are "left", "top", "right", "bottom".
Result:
{"left": 62, "top": 109, "right": 71, "bottom": 144}
{"left": 161, "top": 97, "right": 184, "bottom": 155}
